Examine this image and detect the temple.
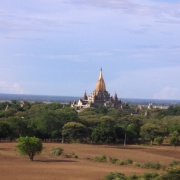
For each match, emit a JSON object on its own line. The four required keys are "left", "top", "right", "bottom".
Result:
{"left": 71, "top": 68, "right": 121, "bottom": 111}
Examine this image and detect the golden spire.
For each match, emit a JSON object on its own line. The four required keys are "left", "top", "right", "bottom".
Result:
{"left": 95, "top": 68, "right": 106, "bottom": 92}
{"left": 99, "top": 68, "right": 103, "bottom": 79}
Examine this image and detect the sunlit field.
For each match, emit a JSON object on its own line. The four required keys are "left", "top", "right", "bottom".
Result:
{"left": 0, "top": 143, "right": 179, "bottom": 180}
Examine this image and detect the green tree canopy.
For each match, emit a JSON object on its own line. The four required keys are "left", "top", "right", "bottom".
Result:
{"left": 16, "top": 136, "right": 43, "bottom": 161}
{"left": 62, "top": 122, "right": 88, "bottom": 142}
{"left": 91, "top": 123, "right": 116, "bottom": 143}
{"left": 140, "top": 123, "right": 165, "bottom": 145}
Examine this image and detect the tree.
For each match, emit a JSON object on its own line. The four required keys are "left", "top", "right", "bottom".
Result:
{"left": 126, "top": 123, "right": 139, "bottom": 143}
{"left": 169, "top": 131, "right": 180, "bottom": 147}
{"left": 16, "top": 136, "right": 43, "bottom": 161}
{"left": 0, "top": 122, "right": 11, "bottom": 140}
{"left": 91, "top": 123, "right": 116, "bottom": 143}
{"left": 7, "top": 117, "right": 29, "bottom": 138}
{"left": 62, "top": 122, "right": 88, "bottom": 142}
{"left": 140, "top": 123, "right": 164, "bottom": 145}
{"left": 154, "top": 136, "right": 164, "bottom": 146}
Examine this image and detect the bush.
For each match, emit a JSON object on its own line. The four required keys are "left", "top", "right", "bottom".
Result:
{"left": 143, "top": 172, "right": 159, "bottom": 180}
{"left": 104, "top": 172, "right": 159, "bottom": 180}
{"left": 133, "top": 162, "right": 141, "bottom": 167}
{"left": 52, "top": 147, "right": 64, "bottom": 156}
{"left": 116, "top": 160, "right": 125, "bottom": 165}
{"left": 124, "top": 158, "right": 133, "bottom": 165}
{"left": 154, "top": 136, "right": 164, "bottom": 145}
{"left": 127, "top": 174, "right": 139, "bottom": 180}
{"left": 142, "top": 162, "right": 163, "bottom": 170}
{"left": 158, "top": 165, "right": 180, "bottom": 180}
{"left": 16, "top": 136, "right": 43, "bottom": 161}
{"left": 74, "top": 154, "right": 78, "bottom": 158}
{"left": 94, "top": 155, "right": 107, "bottom": 162}
{"left": 65, "top": 154, "right": 72, "bottom": 158}
{"left": 104, "top": 172, "right": 126, "bottom": 180}
{"left": 169, "top": 161, "right": 180, "bottom": 167}
{"left": 109, "top": 157, "right": 118, "bottom": 164}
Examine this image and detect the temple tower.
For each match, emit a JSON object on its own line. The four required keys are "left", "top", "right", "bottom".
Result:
{"left": 95, "top": 68, "right": 106, "bottom": 92}
{"left": 114, "top": 92, "right": 118, "bottom": 102}
{"left": 83, "top": 91, "right": 88, "bottom": 100}
{"left": 92, "top": 68, "right": 110, "bottom": 102}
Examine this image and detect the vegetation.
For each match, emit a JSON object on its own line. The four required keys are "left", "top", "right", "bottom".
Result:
{"left": 169, "top": 131, "right": 180, "bottom": 147}
{"left": 16, "top": 136, "right": 43, "bottom": 161}
{"left": 104, "top": 164, "right": 180, "bottom": 180}
{"left": 142, "top": 162, "right": 163, "bottom": 170}
{"left": 169, "top": 161, "right": 180, "bottom": 167}
{"left": 52, "top": 147, "right": 64, "bottom": 156}
{"left": 104, "top": 172, "right": 159, "bottom": 180}
{"left": 104, "top": 172, "right": 126, "bottom": 180}
{"left": 158, "top": 165, "right": 180, "bottom": 180}
{"left": 0, "top": 101, "right": 180, "bottom": 146}
{"left": 94, "top": 155, "right": 107, "bottom": 162}
{"left": 154, "top": 136, "right": 164, "bottom": 145}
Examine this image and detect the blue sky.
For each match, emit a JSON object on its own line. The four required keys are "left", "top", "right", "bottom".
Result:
{"left": 0, "top": 0, "right": 180, "bottom": 100}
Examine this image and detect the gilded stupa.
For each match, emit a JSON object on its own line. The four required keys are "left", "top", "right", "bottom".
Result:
{"left": 96, "top": 68, "right": 106, "bottom": 92}
{"left": 71, "top": 68, "right": 121, "bottom": 110}
{"left": 91, "top": 68, "right": 110, "bottom": 102}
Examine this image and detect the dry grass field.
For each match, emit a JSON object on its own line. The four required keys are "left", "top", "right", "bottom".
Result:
{"left": 0, "top": 143, "right": 180, "bottom": 180}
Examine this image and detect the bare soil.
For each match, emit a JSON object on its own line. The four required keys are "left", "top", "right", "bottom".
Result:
{"left": 0, "top": 143, "right": 179, "bottom": 180}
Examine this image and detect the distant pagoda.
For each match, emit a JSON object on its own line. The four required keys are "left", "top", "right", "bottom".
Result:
{"left": 71, "top": 68, "right": 121, "bottom": 111}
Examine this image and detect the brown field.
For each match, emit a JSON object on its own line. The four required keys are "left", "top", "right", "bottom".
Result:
{"left": 0, "top": 143, "right": 180, "bottom": 180}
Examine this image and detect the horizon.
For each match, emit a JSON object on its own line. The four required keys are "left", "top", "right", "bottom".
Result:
{"left": 1, "top": 93, "right": 180, "bottom": 103}
{"left": 1, "top": 0, "right": 180, "bottom": 100}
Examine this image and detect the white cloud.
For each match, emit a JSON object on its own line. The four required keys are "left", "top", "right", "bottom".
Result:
{"left": 0, "top": 81, "right": 28, "bottom": 94}
{"left": 44, "top": 54, "right": 86, "bottom": 62}
{"left": 153, "top": 87, "right": 179, "bottom": 100}
{"left": 106, "top": 66, "right": 180, "bottom": 100}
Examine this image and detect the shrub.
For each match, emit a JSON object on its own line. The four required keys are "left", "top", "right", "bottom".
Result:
{"left": 169, "top": 161, "right": 180, "bottom": 167}
{"left": 109, "top": 157, "right": 118, "bottom": 164}
{"left": 52, "top": 147, "right": 64, "bottom": 156}
{"left": 124, "top": 158, "right": 133, "bottom": 165}
{"left": 65, "top": 154, "right": 72, "bottom": 158}
{"left": 158, "top": 165, "right": 180, "bottom": 180}
{"left": 116, "top": 160, "right": 125, "bottom": 165}
{"left": 127, "top": 174, "right": 139, "bottom": 180}
{"left": 104, "top": 172, "right": 126, "bottom": 180}
{"left": 74, "top": 154, "right": 78, "bottom": 158}
{"left": 143, "top": 172, "right": 159, "bottom": 180}
{"left": 133, "top": 162, "right": 141, "bottom": 167}
{"left": 154, "top": 136, "right": 164, "bottom": 145}
{"left": 142, "top": 162, "right": 162, "bottom": 170}
{"left": 94, "top": 155, "right": 107, "bottom": 162}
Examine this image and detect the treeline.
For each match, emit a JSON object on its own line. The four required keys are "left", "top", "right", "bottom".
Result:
{"left": 0, "top": 100, "right": 180, "bottom": 145}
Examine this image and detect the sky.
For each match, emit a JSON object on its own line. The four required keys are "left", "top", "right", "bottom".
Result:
{"left": 0, "top": 0, "right": 180, "bottom": 100}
